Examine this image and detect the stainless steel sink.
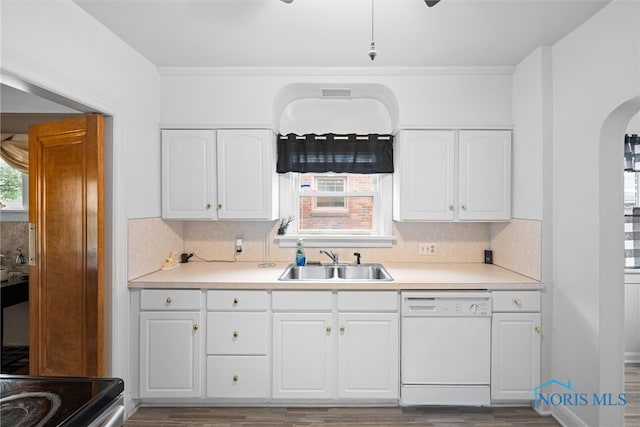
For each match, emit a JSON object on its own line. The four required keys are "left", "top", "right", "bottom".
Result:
{"left": 336, "top": 264, "right": 393, "bottom": 280}
{"left": 278, "top": 263, "right": 393, "bottom": 281}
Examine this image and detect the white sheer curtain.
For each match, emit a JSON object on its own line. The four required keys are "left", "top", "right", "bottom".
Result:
{"left": 0, "top": 133, "right": 28, "bottom": 174}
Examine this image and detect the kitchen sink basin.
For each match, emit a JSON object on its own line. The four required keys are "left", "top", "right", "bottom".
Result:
{"left": 278, "top": 263, "right": 393, "bottom": 281}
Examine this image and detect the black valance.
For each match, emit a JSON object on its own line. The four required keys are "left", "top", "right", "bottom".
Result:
{"left": 625, "top": 134, "right": 640, "bottom": 172}
{"left": 276, "top": 133, "right": 394, "bottom": 174}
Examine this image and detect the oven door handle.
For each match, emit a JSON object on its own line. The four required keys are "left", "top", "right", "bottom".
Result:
{"left": 90, "top": 401, "right": 124, "bottom": 427}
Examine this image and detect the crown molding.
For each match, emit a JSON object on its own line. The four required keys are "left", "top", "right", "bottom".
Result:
{"left": 158, "top": 65, "right": 515, "bottom": 77}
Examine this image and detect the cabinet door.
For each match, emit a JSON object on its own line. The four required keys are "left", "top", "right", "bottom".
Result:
{"left": 491, "top": 312, "right": 541, "bottom": 401}
{"left": 140, "top": 311, "right": 202, "bottom": 398}
{"left": 216, "top": 129, "right": 277, "bottom": 220}
{"left": 272, "top": 313, "right": 333, "bottom": 398}
{"left": 161, "top": 130, "right": 217, "bottom": 219}
{"left": 338, "top": 313, "right": 399, "bottom": 399}
{"left": 458, "top": 130, "right": 511, "bottom": 220}
{"left": 394, "top": 130, "right": 455, "bottom": 221}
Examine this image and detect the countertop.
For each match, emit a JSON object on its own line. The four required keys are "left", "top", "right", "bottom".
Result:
{"left": 129, "top": 261, "right": 542, "bottom": 290}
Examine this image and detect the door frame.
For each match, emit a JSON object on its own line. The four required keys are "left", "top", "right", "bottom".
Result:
{"left": 1, "top": 72, "right": 128, "bottom": 397}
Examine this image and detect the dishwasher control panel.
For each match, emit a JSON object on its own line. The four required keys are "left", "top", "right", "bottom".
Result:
{"left": 402, "top": 291, "right": 491, "bottom": 317}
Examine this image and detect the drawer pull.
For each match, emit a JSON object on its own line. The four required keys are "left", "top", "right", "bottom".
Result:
{"left": 193, "top": 324, "right": 199, "bottom": 331}
{"left": 233, "top": 331, "right": 239, "bottom": 338}
{"left": 340, "top": 325, "right": 345, "bottom": 333}
{"left": 513, "top": 299, "right": 522, "bottom": 306}
{"left": 233, "top": 297, "right": 239, "bottom": 305}
{"left": 535, "top": 326, "right": 542, "bottom": 334}
{"left": 166, "top": 296, "right": 173, "bottom": 304}
{"left": 233, "top": 375, "right": 239, "bottom": 382}
{"left": 326, "top": 325, "right": 332, "bottom": 333}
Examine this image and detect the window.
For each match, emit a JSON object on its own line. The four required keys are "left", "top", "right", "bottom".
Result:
{"left": 279, "top": 172, "right": 393, "bottom": 247}
{"left": 276, "top": 132, "right": 394, "bottom": 247}
{"left": 0, "top": 158, "right": 28, "bottom": 211}
{"left": 314, "top": 176, "right": 346, "bottom": 209}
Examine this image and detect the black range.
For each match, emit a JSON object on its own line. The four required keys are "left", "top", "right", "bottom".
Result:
{"left": 0, "top": 375, "right": 124, "bottom": 427}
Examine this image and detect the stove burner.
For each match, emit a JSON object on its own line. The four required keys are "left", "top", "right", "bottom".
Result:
{"left": 1, "top": 391, "right": 61, "bottom": 426}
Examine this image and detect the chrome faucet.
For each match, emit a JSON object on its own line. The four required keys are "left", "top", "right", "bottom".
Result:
{"left": 319, "top": 250, "right": 339, "bottom": 264}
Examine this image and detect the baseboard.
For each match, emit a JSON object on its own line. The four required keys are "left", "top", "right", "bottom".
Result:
{"left": 624, "top": 352, "right": 640, "bottom": 363}
{"left": 550, "top": 405, "right": 589, "bottom": 427}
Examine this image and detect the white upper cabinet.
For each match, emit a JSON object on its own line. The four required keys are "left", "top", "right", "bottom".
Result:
{"left": 393, "top": 130, "right": 456, "bottom": 221}
{"left": 162, "top": 129, "right": 217, "bottom": 219}
{"left": 458, "top": 130, "right": 511, "bottom": 221}
{"left": 394, "top": 129, "right": 511, "bottom": 222}
{"left": 216, "top": 129, "right": 278, "bottom": 220}
{"left": 161, "top": 129, "right": 278, "bottom": 220}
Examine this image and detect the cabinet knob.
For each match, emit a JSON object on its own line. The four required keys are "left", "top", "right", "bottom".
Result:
{"left": 340, "top": 325, "right": 345, "bottom": 333}
{"left": 326, "top": 325, "right": 332, "bottom": 333}
{"left": 218, "top": 204, "right": 222, "bottom": 209}
{"left": 233, "top": 298, "right": 239, "bottom": 305}
{"left": 514, "top": 299, "right": 522, "bottom": 306}
{"left": 166, "top": 296, "right": 173, "bottom": 304}
{"left": 206, "top": 203, "right": 212, "bottom": 209}
{"left": 193, "top": 324, "right": 199, "bottom": 331}
{"left": 449, "top": 205, "right": 454, "bottom": 211}
{"left": 233, "top": 331, "right": 239, "bottom": 338}
{"left": 233, "top": 375, "right": 239, "bottom": 382}
{"left": 461, "top": 204, "right": 467, "bottom": 210}
{"left": 535, "top": 326, "right": 542, "bottom": 334}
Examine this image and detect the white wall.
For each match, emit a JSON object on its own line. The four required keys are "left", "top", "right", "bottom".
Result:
{"left": 549, "top": 1, "right": 640, "bottom": 426}
{"left": 1, "top": 0, "right": 162, "bottom": 219}
{"left": 1, "top": 0, "right": 161, "bottom": 413}
{"left": 160, "top": 69, "right": 513, "bottom": 129}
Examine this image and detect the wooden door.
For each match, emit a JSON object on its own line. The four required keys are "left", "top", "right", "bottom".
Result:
{"left": 28, "top": 114, "right": 104, "bottom": 376}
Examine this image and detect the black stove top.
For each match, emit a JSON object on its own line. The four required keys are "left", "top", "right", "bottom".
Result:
{"left": 0, "top": 374, "right": 123, "bottom": 427}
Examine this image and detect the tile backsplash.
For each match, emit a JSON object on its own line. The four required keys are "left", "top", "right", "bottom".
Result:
{"left": 0, "top": 221, "right": 29, "bottom": 272}
{"left": 128, "top": 217, "right": 542, "bottom": 281}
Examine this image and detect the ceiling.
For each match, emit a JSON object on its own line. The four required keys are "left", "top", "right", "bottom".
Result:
{"left": 74, "top": 0, "right": 610, "bottom": 68}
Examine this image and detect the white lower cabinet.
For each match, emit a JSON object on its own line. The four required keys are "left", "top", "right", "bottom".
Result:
{"left": 337, "top": 313, "right": 399, "bottom": 399}
{"left": 206, "top": 290, "right": 269, "bottom": 399}
{"left": 207, "top": 356, "right": 269, "bottom": 398}
{"left": 272, "top": 291, "right": 399, "bottom": 401}
{"left": 490, "top": 291, "right": 541, "bottom": 402}
{"left": 139, "top": 290, "right": 203, "bottom": 398}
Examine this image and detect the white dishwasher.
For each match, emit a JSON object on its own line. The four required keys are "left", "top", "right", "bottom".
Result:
{"left": 401, "top": 291, "right": 491, "bottom": 406}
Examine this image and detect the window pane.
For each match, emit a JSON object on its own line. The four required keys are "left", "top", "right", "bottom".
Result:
{"left": 299, "top": 196, "right": 374, "bottom": 232}
{"left": 0, "top": 158, "right": 24, "bottom": 209}
{"left": 316, "top": 177, "right": 345, "bottom": 192}
{"left": 625, "top": 171, "right": 638, "bottom": 209}
{"left": 316, "top": 196, "right": 345, "bottom": 208}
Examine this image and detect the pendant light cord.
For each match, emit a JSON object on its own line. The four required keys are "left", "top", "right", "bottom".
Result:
{"left": 371, "top": 0, "right": 375, "bottom": 40}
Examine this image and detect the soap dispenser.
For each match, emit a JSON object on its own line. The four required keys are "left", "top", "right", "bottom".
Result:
{"left": 295, "top": 238, "right": 306, "bottom": 266}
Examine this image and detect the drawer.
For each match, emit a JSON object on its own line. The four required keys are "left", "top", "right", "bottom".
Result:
{"left": 338, "top": 291, "right": 398, "bottom": 311}
{"left": 207, "top": 356, "right": 269, "bottom": 398}
{"left": 492, "top": 291, "right": 540, "bottom": 312}
{"left": 140, "top": 289, "right": 202, "bottom": 310}
{"left": 272, "top": 291, "right": 333, "bottom": 311}
{"left": 207, "top": 290, "right": 268, "bottom": 311}
{"left": 207, "top": 312, "right": 268, "bottom": 355}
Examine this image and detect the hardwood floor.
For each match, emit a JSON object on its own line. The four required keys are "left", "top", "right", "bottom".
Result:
{"left": 125, "top": 365, "right": 640, "bottom": 426}
{"left": 628, "top": 363, "right": 640, "bottom": 427}
{"left": 125, "top": 406, "right": 559, "bottom": 426}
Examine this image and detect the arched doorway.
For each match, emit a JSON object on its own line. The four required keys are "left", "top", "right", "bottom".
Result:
{"left": 598, "top": 95, "right": 640, "bottom": 426}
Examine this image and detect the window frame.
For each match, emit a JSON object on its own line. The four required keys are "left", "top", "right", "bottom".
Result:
{"left": 277, "top": 172, "right": 394, "bottom": 248}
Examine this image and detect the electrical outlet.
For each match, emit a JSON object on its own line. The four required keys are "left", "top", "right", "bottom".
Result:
{"left": 418, "top": 242, "right": 437, "bottom": 256}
